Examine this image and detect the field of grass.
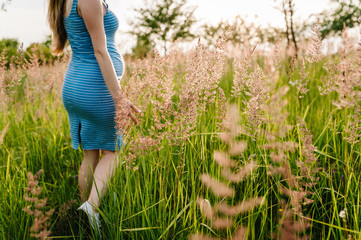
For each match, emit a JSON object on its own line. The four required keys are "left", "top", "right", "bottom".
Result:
{"left": 0, "top": 34, "right": 360, "bottom": 240}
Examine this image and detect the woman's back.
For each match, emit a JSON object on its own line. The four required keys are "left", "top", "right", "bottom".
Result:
{"left": 64, "top": 0, "right": 124, "bottom": 76}
{"left": 62, "top": 0, "right": 124, "bottom": 151}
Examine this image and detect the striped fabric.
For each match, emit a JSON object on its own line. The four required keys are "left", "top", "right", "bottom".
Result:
{"left": 62, "top": 0, "right": 124, "bottom": 151}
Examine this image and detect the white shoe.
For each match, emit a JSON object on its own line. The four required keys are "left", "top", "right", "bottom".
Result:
{"left": 77, "top": 201, "right": 101, "bottom": 235}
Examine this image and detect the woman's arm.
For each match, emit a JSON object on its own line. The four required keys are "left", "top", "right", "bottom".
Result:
{"left": 79, "top": 0, "right": 140, "bottom": 124}
{"left": 79, "top": 0, "right": 121, "bottom": 100}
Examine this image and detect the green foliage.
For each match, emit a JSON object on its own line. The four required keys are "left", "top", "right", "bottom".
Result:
{"left": 0, "top": 38, "right": 19, "bottom": 66}
{"left": 129, "top": 0, "right": 197, "bottom": 56}
{"left": 319, "top": 0, "right": 361, "bottom": 38}
{"left": 0, "top": 36, "right": 62, "bottom": 68}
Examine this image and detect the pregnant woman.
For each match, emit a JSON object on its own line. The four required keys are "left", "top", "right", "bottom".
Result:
{"left": 47, "top": 0, "right": 139, "bottom": 234}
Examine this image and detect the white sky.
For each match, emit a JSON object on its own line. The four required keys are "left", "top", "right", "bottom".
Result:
{"left": 0, "top": 0, "right": 331, "bottom": 53}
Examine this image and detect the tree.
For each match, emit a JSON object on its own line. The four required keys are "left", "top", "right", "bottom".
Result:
{"left": 202, "top": 16, "right": 284, "bottom": 48}
{"left": 1, "top": 0, "right": 11, "bottom": 11}
{"left": 128, "top": 0, "right": 197, "bottom": 56}
{"left": 274, "top": 0, "right": 299, "bottom": 58}
{"left": 202, "top": 16, "right": 256, "bottom": 47}
{"left": 317, "top": 0, "right": 361, "bottom": 38}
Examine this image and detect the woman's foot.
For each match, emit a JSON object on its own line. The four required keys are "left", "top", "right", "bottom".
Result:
{"left": 77, "top": 201, "right": 101, "bottom": 235}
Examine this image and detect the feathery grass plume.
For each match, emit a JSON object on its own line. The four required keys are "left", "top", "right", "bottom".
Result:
{"left": 173, "top": 34, "right": 228, "bottom": 141}
{"left": 120, "top": 28, "right": 230, "bottom": 153}
{"left": 343, "top": 105, "right": 361, "bottom": 145}
{"left": 214, "top": 197, "right": 264, "bottom": 216}
{"left": 272, "top": 41, "right": 282, "bottom": 73}
{"left": 191, "top": 104, "right": 264, "bottom": 239}
{"left": 197, "top": 197, "right": 214, "bottom": 220}
{"left": 0, "top": 46, "right": 25, "bottom": 110}
{"left": 221, "top": 160, "right": 257, "bottom": 183}
{"left": 231, "top": 47, "right": 254, "bottom": 98}
{"left": 213, "top": 151, "right": 237, "bottom": 167}
{"left": 261, "top": 87, "right": 313, "bottom": 238}
{"left": 275, "top": 202, "right": 310, "bottom": 240}
{"left": 262, "top": 86, "right": 293, "bottom": 138}
{"left": 306, "top": 20, "right": 323, "bottom": 63}
{"left": 221, "top": 104, "right": 244, "bottom": 137}
{"left": 262, "top": 42, "right": 282, "bottom": 86}
{"left": 232, "top": 48, "right": 271, "bottom": 140}
{"left": 190, "top": 227, "right": 247, "bottom": 240}
{"left": 296, "top": 116, "right": 321, "bottom": 189}
{"left": 0, "top": 122, "right": 10, "bottom": 147}
{"left": 57, "top": 199, "right": 76, "bottom": 220}
{"left": 20, "top": 44, "right": 68, "bottom": 109}
{"left": 200, "top": 174, "right": 235, "bottom": 198}
{"left": 23, "top": 169, "right": 54, "bottom": 239}
{"left": 319, "top": 26, "right": 361, "bottom": 109}
{"left": 295, "top": 57, "right": 310, "bottom": 98}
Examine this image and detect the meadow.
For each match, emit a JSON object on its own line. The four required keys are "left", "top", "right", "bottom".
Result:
{"left": 0, "top": 26, "right": 360, "bottom": 240}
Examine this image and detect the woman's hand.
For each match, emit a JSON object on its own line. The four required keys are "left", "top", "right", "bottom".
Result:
{"left": 128, "top": 101, "right": 141, "bottom": 125}
{"left": 114, "top": 95, "right": 141, "bottom": 130}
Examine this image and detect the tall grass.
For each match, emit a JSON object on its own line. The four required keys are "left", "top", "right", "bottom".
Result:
{"left": 0, "top": 26, "right": 360, "bottom": 239}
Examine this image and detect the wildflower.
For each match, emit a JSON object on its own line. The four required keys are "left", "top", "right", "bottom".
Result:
{"left": 339, "top": 208, "right": 347, "bottom": 219}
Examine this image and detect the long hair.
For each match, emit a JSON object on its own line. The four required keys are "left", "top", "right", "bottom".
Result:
{"left": 47, "top": 0, "right": 68, "bottom": 55}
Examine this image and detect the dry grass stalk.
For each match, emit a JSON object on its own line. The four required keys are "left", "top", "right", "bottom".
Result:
{"left": 0, "top": 122, "right": 10, "bottom": 147}
{"left": 23, "top": 169, "right": 55, "bottom": 239}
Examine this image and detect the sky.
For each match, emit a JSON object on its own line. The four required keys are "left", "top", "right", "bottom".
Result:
{"left": 0, "top": 0, "right": 331, "bottom": 53}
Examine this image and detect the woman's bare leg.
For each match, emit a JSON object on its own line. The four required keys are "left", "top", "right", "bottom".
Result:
{"left": 79, "top": 149, "right": 100, "bottom": 202}
{"left": 87, "top": 150, "right": 118, "bottom": 209}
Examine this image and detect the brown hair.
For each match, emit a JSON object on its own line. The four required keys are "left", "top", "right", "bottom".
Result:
{"left": 47, "top": 0, "right": 68, "bottom": 55}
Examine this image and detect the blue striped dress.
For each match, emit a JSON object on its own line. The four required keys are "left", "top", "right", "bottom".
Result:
{"left": 62, "top": 0, "right": 124, "bottom": 151}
